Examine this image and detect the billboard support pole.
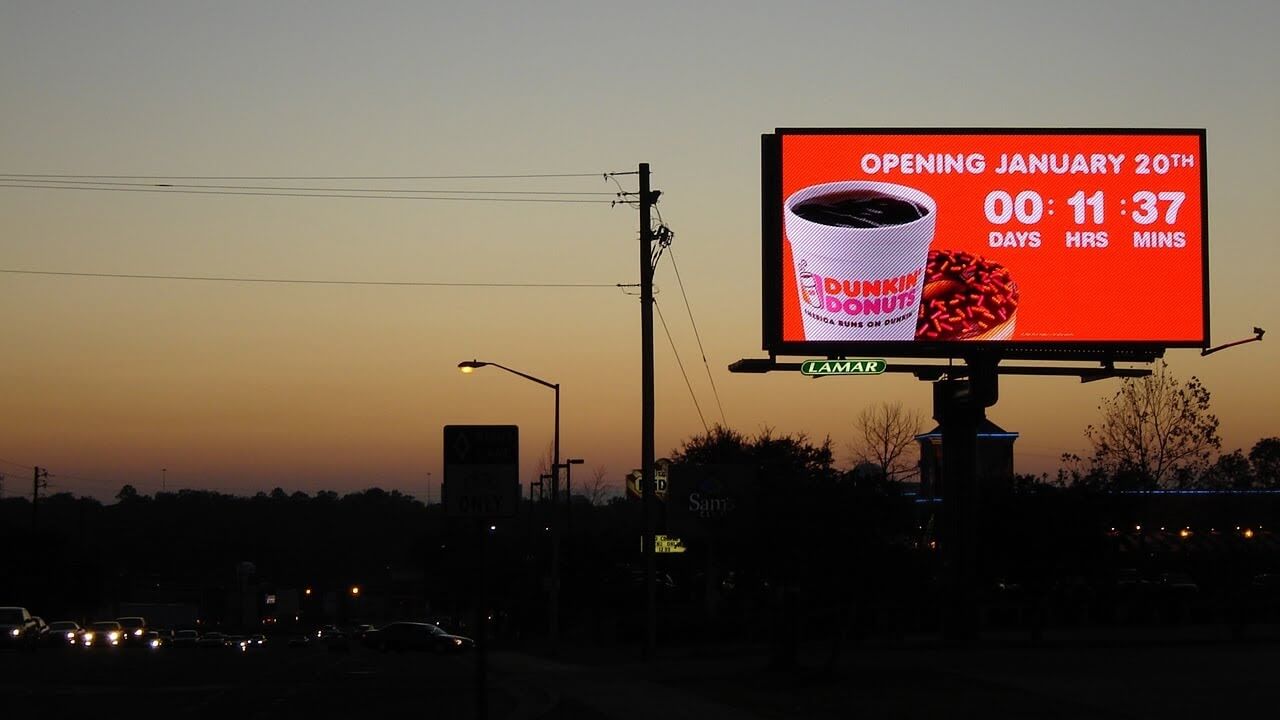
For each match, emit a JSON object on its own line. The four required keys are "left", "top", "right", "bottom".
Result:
{"left": 639, "top": 162, "right": 658, "bottom": 661}
{"left": 936, "top": 352, "right": 999, "bottom": 647}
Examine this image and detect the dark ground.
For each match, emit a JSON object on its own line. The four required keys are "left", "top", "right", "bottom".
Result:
{"left": 6, "top": 626, "right": 1280, "bottom": 719}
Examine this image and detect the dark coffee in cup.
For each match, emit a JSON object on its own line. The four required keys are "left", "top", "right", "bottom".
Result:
{"left": 792, "top": 190, "right": 929, "bottom": 228}
{"left": 785, "top": 181, "right": 937, "bottom": 341}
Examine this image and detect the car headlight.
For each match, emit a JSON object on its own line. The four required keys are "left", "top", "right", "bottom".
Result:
{"left": 134, "top": 629, "right": 144, "bottom": 637}
{"left": 9, "top": 628, "right": 19, "bottom": 637}
{"left": 453, "top": 638, "right": 463, "bottom": 646}
{"left": 66, "top": 632, "right": 76, "bottom": 640}
{"left": 150, "top": 639, "right": 161, "bottom": 649}
{"left": 84, "top": 631, "right": 95, "bottom": 640}
{"left": 109, "top": 631, "right": 120, "bottom": 641}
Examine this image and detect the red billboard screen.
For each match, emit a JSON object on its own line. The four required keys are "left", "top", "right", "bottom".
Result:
{"left": 761, "top": 129, "right": 1207, "bottom": 357}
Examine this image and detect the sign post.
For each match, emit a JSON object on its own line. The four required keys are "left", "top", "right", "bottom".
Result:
{"left": 442, "top": 424, "right": 518, "bottom": 720}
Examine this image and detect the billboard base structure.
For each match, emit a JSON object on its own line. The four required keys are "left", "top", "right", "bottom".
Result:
{"left": 731, "top": 350, "right": 1153, "bottom": 645}
{"left": 728, "top": 354, "right": 1153, "bottom": 383}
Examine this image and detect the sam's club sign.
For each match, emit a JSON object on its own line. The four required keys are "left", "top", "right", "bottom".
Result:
{"left": 800, "top": 358, "right": 886, "bottom": 376}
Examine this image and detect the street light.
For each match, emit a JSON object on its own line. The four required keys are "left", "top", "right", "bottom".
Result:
{"left": 458, "top": 358, "right": 562, "bottom": 647}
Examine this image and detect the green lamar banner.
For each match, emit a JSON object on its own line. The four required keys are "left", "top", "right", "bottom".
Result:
{"left": 799, "top": 359, "right": 887, "bottom": 376}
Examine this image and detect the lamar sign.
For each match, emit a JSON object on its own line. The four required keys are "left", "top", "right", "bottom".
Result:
{"left": 800, "top": 358, "right": 886, "bottom": 376}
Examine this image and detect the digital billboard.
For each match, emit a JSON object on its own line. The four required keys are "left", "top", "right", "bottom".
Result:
{"left": 761, "top": 129, "right": 1207, "bottom": 357}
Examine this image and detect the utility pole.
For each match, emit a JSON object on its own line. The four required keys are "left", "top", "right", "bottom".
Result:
{"left": 639, "top": 162, "right": 658, "bottom": 661}
{"left": 32, "top": 466, "right": 49, "bottom": 530}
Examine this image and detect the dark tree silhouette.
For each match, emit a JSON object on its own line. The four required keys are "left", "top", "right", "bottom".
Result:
{"left": 1085, "top": 360, "right": 1220, "bottom": 487}
{"left": 1200, "top": 450, "right": 1254, "bottom": 489}
{"left": 1250, "top": 437, "right": 1280, "bottom": 488}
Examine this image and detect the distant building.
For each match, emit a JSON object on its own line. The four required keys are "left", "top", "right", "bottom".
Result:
{"left": 915, "top": 418, "right": 1018, "bottom": 499}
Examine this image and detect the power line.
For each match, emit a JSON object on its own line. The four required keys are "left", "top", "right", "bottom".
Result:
{"left": 0, "top": 183, "right": 616, "bottom": 203}
{"left": 654, "top": 298, "right": 709, "bottom": 434}
{"left": 667, "top": 247, "right": 727, "bottom": 427}
{"left": 0, "top": 178, "right": 617, "bottom": 196}
{"left": 0, "top": 172, "right": 613, "bottom": 180}
{"left": 0, "top": 269, "right": 624, "bottom": 289}
{"left": 0, "top": 457, "right": 35, "bottom": 471}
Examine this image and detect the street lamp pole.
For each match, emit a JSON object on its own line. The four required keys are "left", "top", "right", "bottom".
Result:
{"left": 563, "top": 458, "right": 584, "bottom": 534}
{"left": 458, "top": 359, "right": 561, "bottom": 647}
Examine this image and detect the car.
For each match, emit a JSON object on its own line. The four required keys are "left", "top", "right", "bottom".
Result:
{"left": 45, "top": 621, "right": 85, "bottom": 647}
{"left": 83, "top": 621, "right": 125, "bottom": 649}
{"left": 196, "top": 631, "right": 227, "bottom": 649}
{"left": 172, "top": 629, "right": 199, "bottom": 649}
{"left": 116, "top": 616, "right": 149, "bottom": 646}
{"left": 144, "top": 631, "right": 165, "bottom": 650}
{"left": 363, "top": 622, "right": 474, "bottom": 653}
{"left": 320, "top": 626, "right": 350, "bottom": 653}
{"left": 0, "top": 606, "right": 40, "bottom": 651}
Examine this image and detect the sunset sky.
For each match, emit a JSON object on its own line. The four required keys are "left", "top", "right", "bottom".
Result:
{"left": 2, "top": 1, "right": 1277, "bottom": 501}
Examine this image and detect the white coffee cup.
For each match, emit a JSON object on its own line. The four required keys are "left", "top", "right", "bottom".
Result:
{"left": 785, "top": 181, "right": 937, "bottom": 341}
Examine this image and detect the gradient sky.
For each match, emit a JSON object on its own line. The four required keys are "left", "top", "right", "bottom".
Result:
{"left": 2, "top": 1, "right": 1277, "bottom": 501}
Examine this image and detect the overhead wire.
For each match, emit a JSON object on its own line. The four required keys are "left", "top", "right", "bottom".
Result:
{"left": 0, "top": 268, "right": 624, "bottom": 289}
{"left": 0, "top": 178, "right": 616, "bottom": 195}
{"left": 655, "top": 298, "right": 709, "bottom": 434}
{"left": 667, "top": 247, "right": 728, "bottom": 427}
{"left": 645, "top": 196, "right": 726, "bottom": 429}
{"left": 603, "top": 172, "right": 640, "bottom": 208}
{"left": 0, "top": 168, "right": 643, "bottom": 203}
{"left": 0, "top": 457, "right": 35, "bottom": 471}
{"left": 0, "top": 172, "right": 613, "bottom": 180}
{"left": 0, "top": 183, "right": 616, "bottom": 203}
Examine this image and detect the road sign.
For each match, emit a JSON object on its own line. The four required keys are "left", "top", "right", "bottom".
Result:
{"left": 625, "top": 458, "right": 670, "bottom": 501}
{"left": 799, "top": 358, "right": 886, "bottom": 376}
{"left": 443, "top": 425, "right": 519, "bottom": 518}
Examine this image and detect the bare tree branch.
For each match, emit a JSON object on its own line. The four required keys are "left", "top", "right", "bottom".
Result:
{"left": 848, "top": 401, "right": 925, "bottom": 482}
{"left": 584, "top": 465, "right": 613, "bottom": 506}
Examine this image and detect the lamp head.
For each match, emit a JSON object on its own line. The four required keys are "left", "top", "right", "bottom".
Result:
{"left": 458, "top": 360, "right": 488, "bottom": 374}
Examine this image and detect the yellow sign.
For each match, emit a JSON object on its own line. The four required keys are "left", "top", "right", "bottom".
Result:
{"left": 640, "top": 534, "right": 687, "bottom": 554}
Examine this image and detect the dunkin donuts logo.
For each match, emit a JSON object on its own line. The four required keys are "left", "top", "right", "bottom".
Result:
{"left": 800, "top": 263, "right": 922, "bottom": 318}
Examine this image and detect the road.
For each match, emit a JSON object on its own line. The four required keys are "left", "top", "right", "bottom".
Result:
{"left": 9, "top": 628, "right": 1280, "bottom": 719}
{"left": 0, "top": 640, "right": 549, "bottom": 720}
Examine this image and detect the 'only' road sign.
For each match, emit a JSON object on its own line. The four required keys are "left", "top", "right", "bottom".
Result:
{"left": 443, "top": 425, "right": 519, "bottom": 518}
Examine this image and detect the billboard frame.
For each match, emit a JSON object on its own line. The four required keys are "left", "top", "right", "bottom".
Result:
{"left": 761, "top": 127, "right": 1209, "bottom": 361}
